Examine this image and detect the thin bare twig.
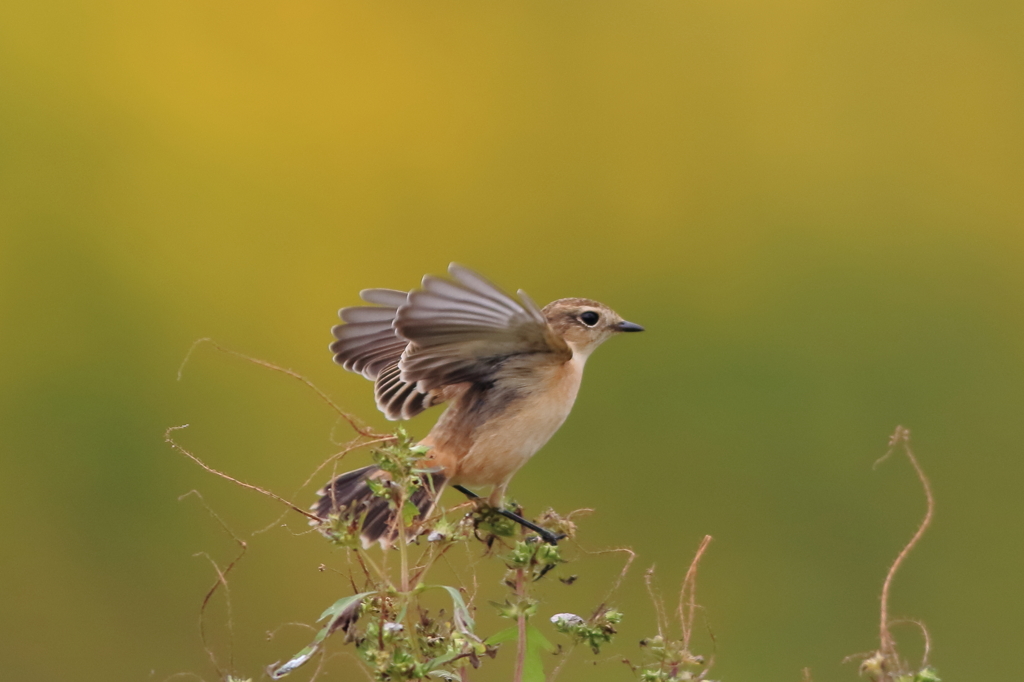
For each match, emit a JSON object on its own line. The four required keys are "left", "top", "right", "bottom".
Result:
{"left": 264, "top": 622, "right": 342, "bottom": 682}
{"left": 266, "top": 621, "right": 317, "bottom": 639}
{"left": 644, "top": 566, "right": 668, "bottom": 640}
{"left": 874, "top": 426, "right": 934, "bottom": 661}
{"left": 178, "top": 490, "right": 248, "bottom": 680}
{"left": 177, "top": 337, "right": 379, "bottom": 439}
{"left": 841, "top": 650, "right": 878, "bottom": 666}
{"left": 165, "top": 425, "right": 321, "bottom": 523}
{"left": 317, "top": 651, "right": 375, "bottom": 682}
{"left": 160, "top": 672, "right": 208, "bottom": 681}
{"left": 678, "top": 535, "right": 713, "bottom": 651}
{"left": 549, "top": 545, "right": 636, "bottom": 682}
{"left": 570, "top": 544, "right": 637, "bottom": 607}
{"left": 602, "top": 547, "right": 637, "bottom": 605}
{"left": 252, "top": 435, "right": 395, "bottom": 536}
{"left": 890, "top": 619, "right": 932, "bottom": 669}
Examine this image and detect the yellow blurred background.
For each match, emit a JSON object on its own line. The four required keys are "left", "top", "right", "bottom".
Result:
{"left": 2, "top": 1, "right": 1022, "bottom": 679}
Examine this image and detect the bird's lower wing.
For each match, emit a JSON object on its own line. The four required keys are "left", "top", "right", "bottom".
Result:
{"left": 373, "top": 362, "right": 447, "bottom": 421}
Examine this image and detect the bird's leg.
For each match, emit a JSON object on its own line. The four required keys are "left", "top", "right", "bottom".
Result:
{"left": 453, "top": 484, "right": 566, "bottom": 545}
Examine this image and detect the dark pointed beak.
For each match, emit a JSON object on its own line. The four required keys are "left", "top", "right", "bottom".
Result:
{"left": 615, "top": 320, "right": 645, "bottom": 332}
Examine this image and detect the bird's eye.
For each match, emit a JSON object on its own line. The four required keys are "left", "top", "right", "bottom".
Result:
{"left": 579, "top": 311, "right": 600, "bottom": 326}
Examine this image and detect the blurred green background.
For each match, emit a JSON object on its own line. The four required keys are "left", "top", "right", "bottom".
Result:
{"left": 2, "top": 1, "right": 1022, "bottom": 680}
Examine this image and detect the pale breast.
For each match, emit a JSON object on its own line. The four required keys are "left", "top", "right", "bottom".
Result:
{"left": 449, "top": 355, "right": 585, "bottom": 488}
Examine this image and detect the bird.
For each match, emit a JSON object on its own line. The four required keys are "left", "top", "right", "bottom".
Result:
{"left": 314, "top": 263, "right": 643, "bottom": 547}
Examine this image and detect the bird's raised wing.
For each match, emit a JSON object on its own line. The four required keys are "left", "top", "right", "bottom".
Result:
{"left": 329, "top": 288, "right": 409, "bottom": 381}
{"left": 395, "top": 264, "right": 571, "bottom": 393}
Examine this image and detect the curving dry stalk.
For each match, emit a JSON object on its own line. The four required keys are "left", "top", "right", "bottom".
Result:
{"left": 177, "top": 490, "right": 248, "bottom": 680}
{"left": 177, "top": 337, "right": 383, "bottom": 440}
{"left": 849, "top": 426, "right": 938, "bottom": 681}
{"left": 165, "top": 425, "right": 322, "bottom": 523}
{"left": 874, "top": 426, "right": 934, "bottom": 666}
{"left": 678, "top": 535, "right": 713, "bottom": 652}
{"left": 635, "top": 536, "right": 715, "bottom": 681}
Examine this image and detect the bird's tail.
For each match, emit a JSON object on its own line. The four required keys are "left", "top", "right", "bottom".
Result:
{"left": 313, "top": 465, "right": 446, "bottom": 548}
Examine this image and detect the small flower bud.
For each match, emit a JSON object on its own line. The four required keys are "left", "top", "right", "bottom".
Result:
{"left": 550, "top": 613, "right": 584, "bottom": 626}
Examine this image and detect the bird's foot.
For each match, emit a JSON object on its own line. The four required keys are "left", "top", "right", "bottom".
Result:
{"left": 453, "top": 484, "right": 565, "bottom": 545}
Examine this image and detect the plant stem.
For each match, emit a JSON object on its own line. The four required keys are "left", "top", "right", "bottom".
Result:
{"left": 396, "top": 494, "right": 424, "bottom": 662}
{"left": 876, "top": 427, "right": 934, "bottom": 662}
{"left": 514, "top": 567, "right": 526, "bottom": 682}
{"left": 399, "top": 511, "right": 410, "bottom": 593}
{"left": 355, "top": 547, "right": 385, "bottom": 586}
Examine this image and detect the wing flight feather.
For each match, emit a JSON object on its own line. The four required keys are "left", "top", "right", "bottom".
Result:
{"left": 395, "top": 264, "right": 569, "bottom": 392}
{"left": 329, "top": 288, "right": 410, "bottom": 380}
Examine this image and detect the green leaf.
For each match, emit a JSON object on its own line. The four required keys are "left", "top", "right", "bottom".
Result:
{"left": 425, "top": 584, "right": 475, "bottom": 634}
{"left": 527, "top": 624, "right": 554, "bottom": 653}
{"left": 524, "top": 624, "right": 554, "bottom": 682}
{"left": 402, "top": 499, "right": 419, "bottom": 526}
{"left": 268, "top": 591, "right": 376, "bottom": 679}
{"left": 423, "top": 649, "right": 467, "bottom": 673}
{"left": 427, "top": 671, "right": 462, "bottom": 681}
{"left": 484, "top": 625, "right": 518, "bottom": 645}
{"left": 482, "top": 625, "right": 552, "bottom": 682}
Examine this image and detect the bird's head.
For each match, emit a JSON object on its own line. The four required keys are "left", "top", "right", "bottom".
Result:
{"left": 542, "top": 298, "right": 644, "bottom": 359}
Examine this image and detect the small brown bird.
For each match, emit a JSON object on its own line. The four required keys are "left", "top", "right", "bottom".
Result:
{"left": 315, "top": 263, "right": 643, "bottom": 546}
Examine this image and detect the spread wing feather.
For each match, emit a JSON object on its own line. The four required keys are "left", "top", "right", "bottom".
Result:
{"left": 395, "top": 264, "right": 570, "bottom": 393}
{"left": 329, "top": 288, "right": 410, "bottom": 380}
{"left": 360, "top": 289, "right": 410, "bottom": 308}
